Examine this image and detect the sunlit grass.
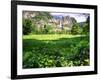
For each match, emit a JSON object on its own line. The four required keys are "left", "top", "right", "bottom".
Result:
{"left": 23, "top": 34, "right": 86, "bottom": 40}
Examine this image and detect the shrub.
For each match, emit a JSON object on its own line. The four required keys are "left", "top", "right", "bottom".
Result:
{"left": 82, "top": 23, "right": 89, "bottom": 35}
{"left": 23, "top": 19, "right": 32, "bottom": 35}
{"left": 71, "top": 23, "right": 82, "bottom": 35}
{"left": 43, "top": 25, "right": 53, "bottom": 34}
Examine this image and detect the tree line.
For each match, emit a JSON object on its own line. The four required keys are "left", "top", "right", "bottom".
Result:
{"left": 23, "top": 12, "right": 90, "bottom": 35}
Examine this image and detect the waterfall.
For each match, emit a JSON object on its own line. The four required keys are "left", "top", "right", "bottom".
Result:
{"left": 59, "top": 20, "right": 62, "bottom": 28}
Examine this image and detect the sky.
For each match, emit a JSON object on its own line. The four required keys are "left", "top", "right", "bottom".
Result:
{"left": 50, "top": 12, "right": 89, "bottom": 23}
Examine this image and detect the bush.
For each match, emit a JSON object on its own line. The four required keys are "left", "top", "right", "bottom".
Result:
{"left": 70, "top": 36, "right": 89, "bottom": 66}
{"left": 43, "top": 25, "right": 53, "bottom": 34}
{"left": 71, "top": 23, "right": 82, "bottom": 35}
{"left": 23, "top": 19, "right": 32, "bottom": 35}
{"left": 82, "top": 23, "right": 89, "bottom": 35}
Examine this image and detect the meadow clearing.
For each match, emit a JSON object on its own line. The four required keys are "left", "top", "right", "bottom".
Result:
{"left": 23, "top": 34, "right": 89, "bottom": 68}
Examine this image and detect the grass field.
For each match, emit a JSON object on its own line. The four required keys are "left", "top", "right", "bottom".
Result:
{"left": 23, "top": 34, "right": 89, "bottom": 68}
{"left": 23, "top": 34, "right": 86, "bottom": 40}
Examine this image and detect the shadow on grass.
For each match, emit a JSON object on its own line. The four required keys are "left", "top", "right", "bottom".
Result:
{"left": 23, "top": 36, "right": 89, "bottom": 52}
{"left": 23, "top": 36, "right": 90, "bottom": 68}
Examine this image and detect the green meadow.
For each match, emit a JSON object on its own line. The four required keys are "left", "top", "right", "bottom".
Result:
{"left": 23, "top": 34, "right": 89, "bottom": 68}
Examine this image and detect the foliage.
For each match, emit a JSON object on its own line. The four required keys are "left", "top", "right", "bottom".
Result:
{"left": 71, "top": 23, "right": 82, "bottom": 35}
{"left": 23, "top": 12, "right": 53, "bottom": 35}
{"left": 23, "top": 19, "right": 32, "bottom": 35}
{"left": 32, "top": 12, "right": 52, "bottom": 22}
{"left": 23, "top": 34, "right": 89, "bottom": 68}
{"left": 43, "top": 25, "right": 53, "bottom": 34}
{"left": 82, "top": 23, "right": 89, "bottom": 35}
{"left": 31, "top": 24, "right": 38, "bottom": 34}
{"left": 82, "top": 16, "right": 90, "bottom": 35}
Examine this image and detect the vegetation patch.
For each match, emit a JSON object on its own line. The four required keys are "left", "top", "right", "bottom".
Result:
{"left": 23, "top": 34, "right": 89, "bottom": 68}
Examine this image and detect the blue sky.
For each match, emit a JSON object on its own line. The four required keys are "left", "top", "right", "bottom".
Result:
{"left": 50, "top": 12, "right": 89, "bottom": 22}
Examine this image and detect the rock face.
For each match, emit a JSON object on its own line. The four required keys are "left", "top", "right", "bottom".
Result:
{"left": 23, "top": 11, "right": 37, "bottom": 19}
{"left": 49, "top": 15, "right": 77, "bottom": 31}
{"left": 23, "top": 11, "right": 77, "bottom": 32}
{"left": 61, "top": 16, "right": 74, "bottom": 30}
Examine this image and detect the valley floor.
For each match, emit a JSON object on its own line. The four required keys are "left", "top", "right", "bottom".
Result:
{"left": 23, "top": 34, "right": 89, "bottom": 68}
